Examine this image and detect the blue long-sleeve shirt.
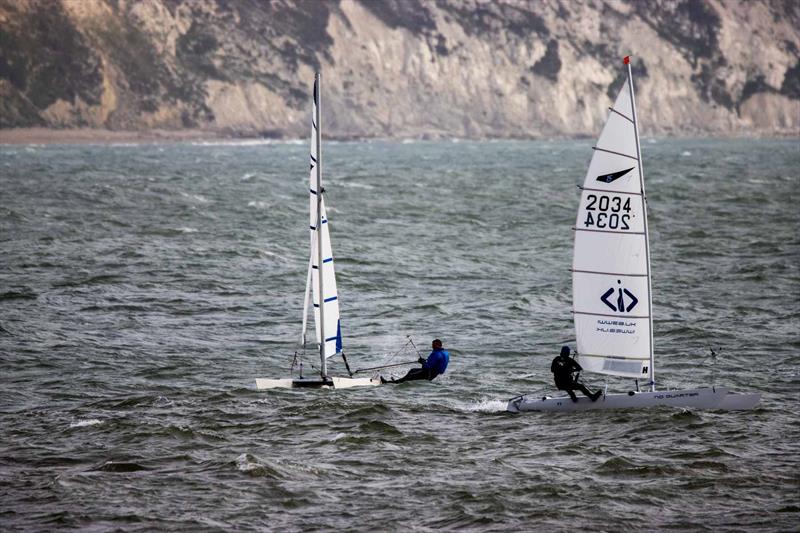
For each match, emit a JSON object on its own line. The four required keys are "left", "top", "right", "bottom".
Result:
{"left": 422, "top": 349, "right": 449, "bottom": 377}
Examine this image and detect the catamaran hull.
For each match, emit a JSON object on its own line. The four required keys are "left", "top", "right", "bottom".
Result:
{"left": 255, "top": 376, "right": 380, "bottom": 390}
{"left": 717, "top": 392, "right": 761, "bottom": 410}
{"left": 505, "top": 387, "right": 760, "bottom": 413}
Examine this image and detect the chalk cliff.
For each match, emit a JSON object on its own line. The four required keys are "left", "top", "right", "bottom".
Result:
{"left": 1, "top": 0, "right": 797, "bottom": 137}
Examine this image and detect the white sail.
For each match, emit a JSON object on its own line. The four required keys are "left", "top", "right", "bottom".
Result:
{"left": 308, "top": 76, "right": 342, "bottom": 360}
{"left": 300, "top": 250, "right": 312, "bottom": 347}
{"left": 572, "top": 71, "right": 653, "bottom": 380}
{"left": 310, "top": 200, "right": 341, "bottom": 358}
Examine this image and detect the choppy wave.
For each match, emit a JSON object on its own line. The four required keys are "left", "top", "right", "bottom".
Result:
{"left": 0, "top": 139, "right": 797, "bottom": 531}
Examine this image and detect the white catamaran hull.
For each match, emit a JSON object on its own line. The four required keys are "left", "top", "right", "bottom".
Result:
{"left": 255, "top": 376, "right": 380, "bottom": 390}
{"left": 506, "top": 387, "right": 760, "bottom": 413}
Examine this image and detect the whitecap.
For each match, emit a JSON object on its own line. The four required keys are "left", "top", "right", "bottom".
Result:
{"left": 681, "top": 151, "right": 692, "bottom": 156}
{"left": 334, "top": 181, "right": 374, "bottom": 190}
{"left": 177, "top": 227, "right": 198, "bottom": 233}
{"left": 459, "top": 399, "right": 508, "bottom": 413}
{"left": 153, "top": 396, "right": 173, "bottom": 406}
{"left": 235, "top": 453, "right": 270, "bottom": 475}
{"left": 70, "top": 419, "right": 103, "bottom": 428}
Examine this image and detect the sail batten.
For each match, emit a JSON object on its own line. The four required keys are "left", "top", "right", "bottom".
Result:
{"left": 573, "top": 311, "right": 650, "bottom": 319}
{"left": 579, "top": 187, "right": 643, "bottom": 196}
{"left": 573, "top": 62, "right": 653, "bottom": 381}
{"left": 574, "top": 228, "right": 646, "bottom": 235}
{"left": 572, "top": 269, "right": 649, "bottom": 277}
{"left": 592, "top": 146, "right": 639, "bottom": 160}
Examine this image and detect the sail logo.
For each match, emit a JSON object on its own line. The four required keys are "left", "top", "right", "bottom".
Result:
{"left": 596, "top": 167, "right": 634, "bottom": 183}
{"left": 601, "top": 280, "right": 638, "bottom": 312}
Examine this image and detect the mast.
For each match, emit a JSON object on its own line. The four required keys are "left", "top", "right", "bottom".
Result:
{"left": 625, "top": 56, "right": 655, "bottom": 392}
{"left": 315, "top": 72, "right": 327, "bottom": 379}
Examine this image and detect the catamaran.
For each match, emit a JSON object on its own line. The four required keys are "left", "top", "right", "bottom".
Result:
{"left": 507, "top": 57, "right": 760, "bottom": 412}
{"left": 255, "top": 73, "right": 379, "bottom": 389}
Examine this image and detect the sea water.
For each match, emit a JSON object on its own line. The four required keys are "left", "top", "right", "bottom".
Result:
{"left": 1, "top": 139, "right": 798, "bottom": 530}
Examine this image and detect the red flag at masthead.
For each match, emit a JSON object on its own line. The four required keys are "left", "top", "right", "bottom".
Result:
{"left": 623, "top": 55, "right": 631, "bottom": 64}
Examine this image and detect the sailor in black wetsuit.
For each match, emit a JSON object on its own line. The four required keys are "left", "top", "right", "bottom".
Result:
{"left": 551, "top": 346, "right": 602, "bottom": 402}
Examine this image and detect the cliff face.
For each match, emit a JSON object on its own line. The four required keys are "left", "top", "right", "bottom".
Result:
{"left": 0, "top": 0, "right": 798, "bottom": 137}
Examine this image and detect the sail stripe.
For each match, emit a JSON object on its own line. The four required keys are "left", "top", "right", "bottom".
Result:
{"left": 572, "top": 269, "right": 649, "bottom": 277}
{"left": 579, "top": 186, "right": 642, "bottom": 196}
{"left": 609, "top": 107, "right": 634, "bottom": 123}
{"left": 592, "top": 146, "right": 638, "bottom": 161}
{"left": 324, "top": 296, "right": 337, "bottom": 302}
{"left": 325, "top": 336, "right": 338, "bottom": 342}
{"left": 574, "top": 310, "right": 650, "bottom": 319}
{"left": 309, "top": 220, "right": 329, "bottom": 230}
{"left": 580, "top": 353, "right": 649, "bottom": 361}
{"left": 310, "top": 188, "right": 318, "bottom": 195}
{"left": 574, "top": 227, "right": 645, "bottom": 235}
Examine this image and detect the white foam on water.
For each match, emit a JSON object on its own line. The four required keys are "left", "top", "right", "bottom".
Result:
{"left": 70, "top": 419, "right": 103, "bottom": 428}
{"left": 452, "top": 399, "right": 508, "bottom": 413}
{"left": 235, "top": 453, "right": 262, "bottom": 473}
{"left": 177, "top": 227, "right": 198, "bottom": 233}
{"left": 681, "top": 150, "right": 692, "bottom": 156}
{"left": 152, "top": 396, "right": 174, "bottom": 407}
{"left": 334, "top": 181, "right": 374, "bottom": 189}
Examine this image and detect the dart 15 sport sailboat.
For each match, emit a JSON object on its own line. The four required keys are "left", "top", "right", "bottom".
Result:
{"left": 507, "top": 57, "right": 760, "bottom": 412}
{"left": 255, "top": 73, "right": 378, "bottom": 390}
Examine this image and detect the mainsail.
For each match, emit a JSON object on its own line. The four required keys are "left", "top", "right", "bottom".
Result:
{"left": 303, "top": 75, "right": 342, "bottom": 372}
{"left": 572, "top": 59, "right": 654, "bottom": 385}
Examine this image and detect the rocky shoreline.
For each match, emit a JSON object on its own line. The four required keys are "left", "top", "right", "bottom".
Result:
{"left": 2, "top": 127, "right": 798, "bottom": 146}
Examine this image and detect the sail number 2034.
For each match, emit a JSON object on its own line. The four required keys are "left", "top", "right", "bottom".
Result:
{"left": 584, "top": 194, "right": 632, "bottom": 230}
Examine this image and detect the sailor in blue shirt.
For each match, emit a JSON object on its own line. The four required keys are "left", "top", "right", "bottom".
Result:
{"left": 382, "top": 339, "right": 449, "bottom": 384}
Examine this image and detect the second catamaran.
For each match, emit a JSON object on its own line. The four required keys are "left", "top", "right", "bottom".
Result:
{"left": 507, "top": 57, "right": 760, "bottom": 412}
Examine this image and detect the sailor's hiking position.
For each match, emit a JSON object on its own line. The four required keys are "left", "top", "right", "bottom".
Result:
{"left": 382, "top": 339, "right": 449, "bottom": 384}
{"left": 551, "top": 346, "right": 602, "bottom": 402}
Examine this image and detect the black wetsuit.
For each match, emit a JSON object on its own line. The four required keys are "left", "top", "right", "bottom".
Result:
{"left": 392, "top": 367, "right": 432, "bottom": 383}
{"left": 551, "top": 354, "right": 597, "bottom": 402}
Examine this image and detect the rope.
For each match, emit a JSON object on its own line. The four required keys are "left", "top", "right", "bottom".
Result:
{"left": 382, "top": 337, "right": 414, "bottom": 367}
